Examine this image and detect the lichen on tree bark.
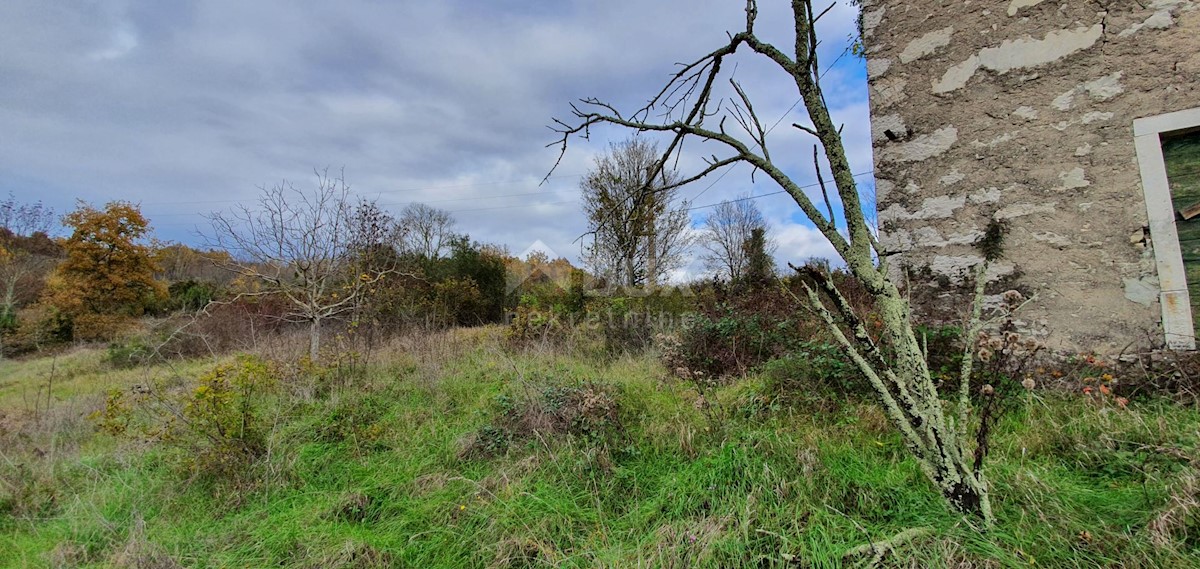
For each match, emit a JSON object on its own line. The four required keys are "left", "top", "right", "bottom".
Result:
{"left": 549, "top": 0, "right": 997, "bottom": 525}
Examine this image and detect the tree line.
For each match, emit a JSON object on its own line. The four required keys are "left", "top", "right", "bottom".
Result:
{"left": 0, "top": 164, "right": 776, "bottom": 361}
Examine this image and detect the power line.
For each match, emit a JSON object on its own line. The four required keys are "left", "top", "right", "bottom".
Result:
{"left": 684, "top": 170, "right": 874, "bottom": 212}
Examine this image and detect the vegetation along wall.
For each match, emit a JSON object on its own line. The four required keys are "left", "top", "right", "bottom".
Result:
{"left": 863, "top": 0, "right": 1200, "bottom": 353}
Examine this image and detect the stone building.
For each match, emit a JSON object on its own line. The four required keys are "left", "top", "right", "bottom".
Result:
{"left": 863, "top": 0, "right": 1200, "bottom": 353}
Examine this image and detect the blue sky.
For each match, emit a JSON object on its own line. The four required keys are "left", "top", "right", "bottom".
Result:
{"left": 0, "top": 0, "right": 871, "bottom": 278}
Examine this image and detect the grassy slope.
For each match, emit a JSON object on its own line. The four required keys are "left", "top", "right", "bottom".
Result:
{"left": 2, "top": 329, "right": 1199, "bottom": 568}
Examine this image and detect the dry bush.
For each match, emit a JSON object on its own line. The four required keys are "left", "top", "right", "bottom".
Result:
{"left": 302, "top": 541, "right": 393, "bottom": 569}
{"left": 646, "top": 515, "right": 730, "bottom": 569}
{"left": 0, "top": 393, "right": 100, "bottom": 523}
{"left": 108, "top": 518, "right": 183, "bottom": 569}
{"left": 149, "top": 296, "right": 298, "bottom": 361}
{"left": 461, "top": 380, "right": 622, "bottom": 459}
{"left": 663, "top": 274, "right": 860, "bottom": 382}
{"left": 45, "top": 541, "right": 88, "bottom": 569}
{"left": 490, "top": 537, "right": 560, "bottom": 569}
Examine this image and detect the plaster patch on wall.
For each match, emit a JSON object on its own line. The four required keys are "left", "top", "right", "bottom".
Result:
{"left": 912, "top": 227, "right": 943, "bottom": 245}
{"left": 933, "top": 25, "right": 1103, "bottom": 93}
{"left": 880, "top": 227, "right": 913, "bottom": 252}
{"left": 933, "top": 55, "right": 981, "bottom": 94}
{"left": 930, "top": 255, "right": 1016, "bottom": 284}
{"left": 969, "top": 187, "right": 1002, "bottom": 204}
{"left": 867, "top": 58, "right": 892, "bottom": 79}
{"left": 915, "top": 195, "right": 966, "bottom": 219}
{"left": 1013, "top": 106, "right": 1039, "bottom": 120}
{"left": 979, "top": 25, "right": 1104, "bottom": 73}
{"left": 877, "top": 195, "right": 966, "bottom": 222}
{"left": 1119, "top": 9, "right": 1177, "bottom": 37}
{"left": 1056, "top": 167, "right": 1091, "bottom": 190}
{"left": 871, "top": 114, "right": 907, "bottom": 142}
{"left": 899, "top": 26, "right": 954, "bottom": 64}
{"left": 880, "top": 126, "right": 958, "bottom": 162}
{"left": 875, "top": 179, "right": 896, "bottom": 201}
{"left": 1083, "top": 72, "right": 1125, "bottom": 101}
{"left": 1082, "top": 111, "right": 1114, "bottom": 124}
{"left": 916, "top": 227, "right": 984, "bottom": 247}
{"left": 1075, "top": 143, "right": 1093, "bottom": 156}
{"left": 939, "top": 169, "right": 965, "bottom": 185}
{"left": 862, "top": 8, "right": 886, "bottom": 38}
{"left": 1054, "top": 73, "right": 1126, "bottom": 111}
{"left": 996, "top": 202, "right": 1058, "bottom": 219}
{"left": 1052, "top": 90, "right": 1076, "bottom": 111}
{"left": 1031, "top": 231, "right": 1071, "bottom": 248}
{"left": 872, "top": 77, "right": 908, "bottom": 107}
{"left": 1007, "top": 0, "right": 1047, "bottom": 17}
{"left": 972, "top": 132, "right": 1015, "bottom": 148}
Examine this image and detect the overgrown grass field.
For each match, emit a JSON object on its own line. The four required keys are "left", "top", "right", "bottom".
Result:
{"left": 2, "top": 327, "right": 1198, "bottom": 567}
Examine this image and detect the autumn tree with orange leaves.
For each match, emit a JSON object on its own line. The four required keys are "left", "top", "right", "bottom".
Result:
{"left": 42, "top": 201, "right": 166, "bottom": 340}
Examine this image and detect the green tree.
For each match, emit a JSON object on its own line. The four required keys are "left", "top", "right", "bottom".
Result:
{"left": 741, "top": 226, "right": 775, "bottom": 288}
{"left": 43, "top": 201, "right": 166, "bottom": 339}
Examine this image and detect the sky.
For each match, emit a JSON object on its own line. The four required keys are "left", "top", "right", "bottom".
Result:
{"left": 0, "top": 0, "right": 872, "bottom": 280}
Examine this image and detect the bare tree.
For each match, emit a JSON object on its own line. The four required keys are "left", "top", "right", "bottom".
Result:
{"left": 398, "top": 203, "right": 456, "bottom": 260}
{"left": 0, "top": 194, "right": 59, "bottom": 336}
{"left": 0, "top": 193, "right": 56, "bottom": 237}
{"left": 701, "top": 196, "right": 774, "bottom": 282}
{"left": 550, "top": 1, "right": 998, "bottom": 524}
{"left": 581, "top": 138, "right": 694, "bottom": 288}
{"left": 204, "top": 170, "right": 398, "bottom": 360}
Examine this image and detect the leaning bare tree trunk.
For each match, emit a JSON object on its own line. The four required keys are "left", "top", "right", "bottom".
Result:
{"left": 549, "top": 0, "right": 996, "bottom": 525}
{"left": 309, "top": 316, "right": 322, "bottom": 361}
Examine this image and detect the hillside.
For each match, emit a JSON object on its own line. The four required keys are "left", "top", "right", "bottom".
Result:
{"left": 3, "top": 327, "right": 1199, "bottom": 568}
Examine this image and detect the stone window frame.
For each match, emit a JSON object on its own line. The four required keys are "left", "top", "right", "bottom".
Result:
{"left": 1134, "top": 107, "right": 1200, "bottom": 350}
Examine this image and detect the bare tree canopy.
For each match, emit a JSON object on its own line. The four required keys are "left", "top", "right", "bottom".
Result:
{"left": 204, "top": 170, "right": 400, "bottom": 360}
{"left": 398, "top": 203, "right": 456, "bottom": 260}
{"left": 580, "top": 138, "right": 694, "bottom": 289}
{"left": 701, "top": 196, "right": 775, "bottom": 282}
{"left": 550, "top": 1, "right": 998, "bottom": 524}
{"left": 0, "top": 192, "right": 56, "bottom": 237}
{"left": 0, "top": 194, "right": 59, "bottom": 341}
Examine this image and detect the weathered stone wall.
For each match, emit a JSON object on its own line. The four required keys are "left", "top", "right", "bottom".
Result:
{"left": 864, "top": 0, "right": 1200, "bottom": 353}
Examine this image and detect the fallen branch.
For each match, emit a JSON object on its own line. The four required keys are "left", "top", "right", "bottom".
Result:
{"left": 842, "top": 526, "right": 932, "bottom": 566}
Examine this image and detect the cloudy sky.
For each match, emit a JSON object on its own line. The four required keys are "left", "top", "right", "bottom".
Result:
{"left": 0, "top": 0, "right": 872, "bottom": 278}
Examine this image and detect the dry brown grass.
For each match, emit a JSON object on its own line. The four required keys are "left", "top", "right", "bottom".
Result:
{"left": 108, "top": 517, "right": 183, "bottom": 569}
{"left": 1147, "top": 465, "right": 1200, "bottom": 548}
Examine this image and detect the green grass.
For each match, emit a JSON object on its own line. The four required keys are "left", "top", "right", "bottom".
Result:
{"left": 2, "top": 328, "right": 1199, "bottom": 567}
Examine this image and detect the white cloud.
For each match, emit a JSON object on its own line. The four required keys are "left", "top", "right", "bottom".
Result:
{"left": 774, "top": 223, "right": 839, "bottom": 266}
{"left": 0, "top": 0, "right": 870, "bottom": 272}
{"left": 89, "top": 27, "right": 138, "bottom": 61}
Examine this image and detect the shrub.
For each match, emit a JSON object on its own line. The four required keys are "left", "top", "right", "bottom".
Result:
{"left": 179, "top": 356, "right": 276, "bottom": 472}
{"left": 107, "top": 337, "right": 156, "bottom": 368}
{"left": 759, "top": 340, "right": 863, "bottom": 402}
{"left": 165, "top": 279, "right": 219, "bottom": 312}
{"left": 504, "top": 305, "right": 571, "bottom": 348}
{"left": 463, "top": 379, "right": 622, "bottom": 458}
{"left": 92, "top": 355, "right": 278, "bottom": 482}
{"left": 1, "top": 305, "right": 72, "bottom": 357}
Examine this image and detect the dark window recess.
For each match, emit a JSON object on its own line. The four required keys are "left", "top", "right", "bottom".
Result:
{"left": 1164, "top": 130, "right": 1200, "bottom": 337}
